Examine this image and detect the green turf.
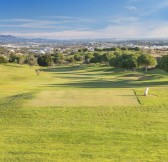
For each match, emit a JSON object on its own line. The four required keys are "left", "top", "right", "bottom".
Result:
{"left": 0, "top": 64, "right": 168, "bottom": 161}
{"left": 28, "top": 89, "right": 139, "bottom": 107}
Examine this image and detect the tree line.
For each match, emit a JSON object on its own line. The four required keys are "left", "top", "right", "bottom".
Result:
{"left": 0, "top": 49, "right": 167, "bottom": 73}
{"left": 84, "top": 52, "right": 156, "bottom": 72}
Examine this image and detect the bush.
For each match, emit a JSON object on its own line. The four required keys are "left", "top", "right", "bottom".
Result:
{"left": 0, "top": 55, "right": 8, "bottom": 64}
{"left": 101, "top": 53, "right": 114, "bottom": 63}
{"left": 84, "top": 53, "right": 94, "bottom": 64}
{"left": 53, "top": 53, "right": 64, "bottom": 64}
{"left": 27, "top": 56, "right": 37, "bottom": 67}
{"left": 37, "top": 54, "right": 53, "bottom": 67}
{"left": 159, "top": 55, "right": 168, "bottom": 72}
{"left": 66, "top": 56, "right": 75, "bottom": 64}
{"left": 9, "top": 54, "right": 20, "bottom": 63}
{"left": 74, "top": 54, "right": 83, "bottom": 62}
{"left": 90, "top": 53, "right": 101, "bottom": 63}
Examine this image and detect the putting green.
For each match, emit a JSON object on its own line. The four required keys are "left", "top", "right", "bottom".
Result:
{"left": 29, "top": 89, "right": 140, "bottom": 107}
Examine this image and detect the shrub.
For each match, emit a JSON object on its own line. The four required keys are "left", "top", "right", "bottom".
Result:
{"left": 159, "top": 55, "right": 168, "bottom": 72}
{"left": 0, "top": 55, "right": 8, "bottom": 64}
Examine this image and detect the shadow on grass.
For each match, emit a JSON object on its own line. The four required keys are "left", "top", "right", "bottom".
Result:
{"left": 42, "top": 66, "right": 124, "bottom": 75}
{"left": 117, "top": 95, "right": 145, "bottom": 96}
{"left": 0, "top": 93, "right": 34, "bottom": 109}
{"left": 41, "top": 65, "right": 84, "bottom": 73}
{"left": 87, "top": 67, "right": 123, "bottom": 73}
{"left": 0, "top": 92, "right": 34, "bottom": 119}
{"left": 41, "top": 66, "right": 168, "bottom": 88}
{"left": 4, "top": 64, "right": 22, "bottom": 68}
{"left": 47, "top": 79, "right": 168, "bottom": 88}
{"left": 57, "top": 76, "right": 92, "bottom": 80}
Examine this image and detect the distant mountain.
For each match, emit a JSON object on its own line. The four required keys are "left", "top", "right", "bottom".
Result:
{"left": 0, "top": 35, "right": 73, "bottom": 44}
{"left": 0, "top": 35, "right": 55, "bottom": 43}
{"left": 0, "top": 35, "right": 132, "bottom": 44}
{"left": 0, "top": 35, "right": 27, "bottom": 43}
{"left": 0, "top": 35, "right": 16, "bottom": 39}
{"left": 1, "top": 35, "right": 168, "bottom": 45}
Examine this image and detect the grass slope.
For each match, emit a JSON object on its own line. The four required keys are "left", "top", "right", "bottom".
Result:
{"left": 0, "top": 64, "right": 168, "bottom": 161}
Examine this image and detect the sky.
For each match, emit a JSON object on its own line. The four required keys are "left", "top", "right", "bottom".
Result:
{"left": 0, "top": 0, "right": 168, "bottom": 39}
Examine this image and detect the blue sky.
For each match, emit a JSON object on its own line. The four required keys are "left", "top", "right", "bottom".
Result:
{"left": 0, "top": 0, "right": 168, "bottom": 39}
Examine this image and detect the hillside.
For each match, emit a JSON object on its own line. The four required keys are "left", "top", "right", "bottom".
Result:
{"left": 0, "top": 64, "right": 168, "bottom": 161}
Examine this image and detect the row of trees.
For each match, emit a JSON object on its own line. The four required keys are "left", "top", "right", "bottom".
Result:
{"left": 1, "top": 51, "right": 168, "bottom": 73}
{"left": 84, "top": 52, "right": 157, "bottom": 72}
{"left": 0, "top": 54, "right": 37, "bottom": 67}
{"left": 37, "top": 53, "right": 76, "bottom": 66}
{"left": 84, "top": 52, "right": 113, "bottom": 64}
{"left": 0, "top": 53, "right": 78, "bottom": 67}
{"left": 110, "top": 53, "right": 157, "bottom": 72}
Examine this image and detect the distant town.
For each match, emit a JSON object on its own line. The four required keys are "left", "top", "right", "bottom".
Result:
{"left": 1, "top": 35, "right": 168, "bottom": 58}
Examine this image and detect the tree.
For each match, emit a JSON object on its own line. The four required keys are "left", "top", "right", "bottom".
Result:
{"left": 109, "top": 53, "right": 140, "bottom": 69}
{"left": 94, "top": 48, "right": 102, "bottom": 52}
{"left": 53, "top": 53, "right": 64, "bottom": 64}
{"left": 18, "top": 56, "right": 25, "bottom": 65}
{"left": 27, "top": 56, "right": 37, "bottom": 68}
{"left": 101, "top": 53, "right": 114, "bottom": 63}
{"left": 109, "top": 55, "right": 122, "bottom": 67}
{"left": 121, "top": 57, "right": 138, "bottom": 69}
{"left": 78, "top": 49, "right": 82, "bottom": 52}
{"left": 138, "top": 54, "right": 156, "bottom": 72}
{"left": 37, "top": 54, "right": 53, "bottom": 67}
{"left": 121, "top": 47, "right": 128, "bottom": 51}
{"left": 74, "top": 54, "right": 83, "bottom": 62}
{"left": 90, "top": 53, "right": 101, "bottom": 63}
{"left": 159, "top": 55, "right": 168, "bottom": 72}
{"left": 109, "top": 53, "right": 128, "bottom": 68}
{"left": 9, "top": 54, "right": 20, "bottom": 63}
{"left": 66, "top": 56, "right": 75, "bottom": 64}
{"left": 134, "top": 47, "right": 141, "bottom": 51}
{"left": 83, "top": 48, "right": 88, "bottom": 52}
{"left": 0, "top": 55, "right": 8, "bottom": 64}
{"left": 84, "top": 53, "right": 94, "bottom": 64}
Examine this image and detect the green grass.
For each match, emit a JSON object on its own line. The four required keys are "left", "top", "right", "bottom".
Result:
{"left": 28, "top": 89, "right": 139, "bottom": 107}
{"left": 0, "top": 63, "right": 168, "bottom": 161}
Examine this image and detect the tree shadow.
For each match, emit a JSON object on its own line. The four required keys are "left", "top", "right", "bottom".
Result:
{"left": 41, "top": 65, "right": 168, "bottom": 88}
{"left": 57, "top": 76, "right": 92, "bottom": 80}
{"left": 4, "top": 64, "right": 22, "bottom": 68}
{"left": 41, "top": 65, "right": 84, "bottom": 73}
{"left": 46, "top": 79, "right": 168, "bottom": 88}
{"left": 138, "top": 75, "right": 163, "bottom": 81}
{"left": 86, "top": 67, "right": 121, "bottom": 72}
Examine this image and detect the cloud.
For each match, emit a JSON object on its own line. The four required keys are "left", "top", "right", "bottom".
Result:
{"left": 0, "top": 17, "right": 94, "bottom": 29}
{"left": 0, "top": 19, "right": 36, "bottom": 22}
{"left": 109, "top": 16, "right": 138, "bottom": 24}
{"left": 149, "top": 25, "right": 168, "bottom": 37}
{"left": 1, "top": 21, "right": 168, "bottom": 39}
{"left": 0, "top": 19, "right": 62, "bottom": 29}
{"left": 125, "top": 5, "right": 137, "bottom": 11}
{"left": 42, "top": 16, "right": 95, "bottom": 23}
{"left": 0, "top": 24, "right": 67, "bottom": 29}
{"left": 142, "top": 1, "right": 168, "bottom": 15}
{"left": 43, "top": 16, "right": 74, "bottom": 19}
